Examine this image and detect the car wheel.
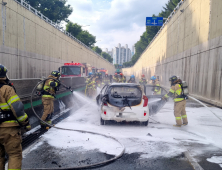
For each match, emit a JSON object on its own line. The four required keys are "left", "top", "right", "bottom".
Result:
{"left": 144, "top": 120, "right": 149, "bottom": 126}
{"left": 100, "top": 118, "right": 105, "bottom": 125}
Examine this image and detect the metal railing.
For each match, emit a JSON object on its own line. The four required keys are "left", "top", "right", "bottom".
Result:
{"left": 12, "top": 0, "right": 113, "bottom": 66}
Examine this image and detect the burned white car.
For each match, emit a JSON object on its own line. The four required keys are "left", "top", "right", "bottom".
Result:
{"left": 96, "top": 83, "right": 149, "bottom": 126}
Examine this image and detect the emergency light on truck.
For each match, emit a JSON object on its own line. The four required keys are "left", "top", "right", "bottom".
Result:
{"left": 64, "top": 63, "right": 81, "bottom": 66}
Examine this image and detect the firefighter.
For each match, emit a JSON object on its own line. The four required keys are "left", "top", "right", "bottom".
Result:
{"left": 119, "top": 73, "right": 126, "bottom": 83}
{"left": 0, "top": 64, "right": 31, "bottom": 170}
{"left": 95, "top": 72, "right": 104, "bottom": 88}
{"left": 139, "top": 74, "right": 147, "bottom": 86}
{"left": 85, "top": 72, "right": 93, "bottom": 96}
{"left": 113, "top": 73, "right": 119, "bottom": 83}
{"left": 85, "top": 72, "right": 93, "bottom": 84}
{"left": 103, "top": 73, "right": 110, "bottom": 85}
{"left": 41, "top": 71, "right": 60, "bottom": 129}
{"left": 86, "top": 76, "right": 96, "bottom": 98}
{"left": 163, "top": 75, "right": 188, "bottom": 127}
{"left": 139, "top": 74, "right": 147, "bottom": 93}
{"left": 150, "top": 76, "right": 161, "bottom": 95}
{"left": 127, "top": 75, "right": 136, "bottom": 83}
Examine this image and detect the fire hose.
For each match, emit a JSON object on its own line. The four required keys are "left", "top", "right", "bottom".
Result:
{"left": 188, "top": 95, "right": 222, "bottom": 122}
{"left": 24, "top": 78, "right": 125, "bottom": 170}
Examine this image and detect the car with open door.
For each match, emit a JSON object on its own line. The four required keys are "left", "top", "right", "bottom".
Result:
{"left": 96, "top": 83, "right": 149, "bottom": 126}
{"left": 143, "top": 84, "right": 168, "bottom": 115}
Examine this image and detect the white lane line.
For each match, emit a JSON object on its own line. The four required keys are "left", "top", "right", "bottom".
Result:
{"left": 184, "top": 151, "right": 204, "bottom": 170}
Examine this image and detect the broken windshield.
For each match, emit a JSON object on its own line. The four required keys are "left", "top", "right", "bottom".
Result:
{"left": 110, "top": 86, "right": 142, "bottom": 98}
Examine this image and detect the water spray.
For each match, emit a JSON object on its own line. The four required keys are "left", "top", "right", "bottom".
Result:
{"left": 188, "top": 95, "right": 222, "bottom": 122}
{"left": 26, "top": 78, "right": 125, "bottom": 170}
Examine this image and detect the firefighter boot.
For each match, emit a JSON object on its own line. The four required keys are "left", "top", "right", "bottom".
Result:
{"left": 173, "top": 124, "right": 182, "bottom": 127}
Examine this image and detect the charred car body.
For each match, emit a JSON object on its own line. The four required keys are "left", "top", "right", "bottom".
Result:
{"left": 96, "top": 83, "right": 149, "bottom": 126}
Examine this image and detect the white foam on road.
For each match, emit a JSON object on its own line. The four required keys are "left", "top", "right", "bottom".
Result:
{"left": 28, "top": 92, "right": 222, "bottom": 160}
{"left": 207, "top": 156, "right": 222, "bottom": 167}
{"left": 43, "top": 128, "right": 123, "bottom": 156}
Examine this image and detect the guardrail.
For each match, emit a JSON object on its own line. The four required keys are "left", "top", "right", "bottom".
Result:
{"left": 11, "top": 77, "right": 86, "bottom": 99}
{"left": 12, "top": 0, "right": 113, "bottom": 66}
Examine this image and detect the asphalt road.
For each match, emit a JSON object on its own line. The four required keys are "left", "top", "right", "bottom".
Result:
{"left": 21, "top": 96, "right": 222, "bottom": 170}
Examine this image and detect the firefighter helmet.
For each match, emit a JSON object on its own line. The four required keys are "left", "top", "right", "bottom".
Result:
{"left": 150, "top": 76, "right": 156, "bottom": 80}
{"left": 169, "top": 75, "right": 177, "bottom": 82}
{"left": 130, "top": 75, "right": 135, "bottom": 78}
{"left": 51, "top": 71, "right": 61, "bottom": 78}
{"left": 120, "top": 73, "right": 123, "bottom": 76}
{"left": 115, "top": 73, "right": 117, "bottom": 75}
{"left": 141, "top": 74, "right": 145, "bottom": 78}
{"left": 0, "top": 64, "right": 7, "bottom": 78}
{"left": 89, "top": 72, "right": 93, "bottom": 76}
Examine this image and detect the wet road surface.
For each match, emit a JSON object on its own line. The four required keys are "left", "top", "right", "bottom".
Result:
{"left": 21, "top": 96, "right": 222, "bottom": 170}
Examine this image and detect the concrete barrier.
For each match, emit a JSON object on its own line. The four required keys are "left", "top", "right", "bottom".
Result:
{"left": 123, "top": 0, "right": 222, "bottom": 107}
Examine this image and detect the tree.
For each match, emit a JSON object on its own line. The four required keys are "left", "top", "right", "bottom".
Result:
{"left": 123, "top": 0, "right": 180, "bottom": 66}
{"left": 101, "top": 52, "right": 113, "bottom": 63}
{"left": 66, "top": 22, "right": 82, "bottom": 37}
{"left": 77, "top": 30, "right": 96, "bottom": 48}
{"left": 25, "top": 0, "right": 73, "bottom": 23}
{"left": 92, "top": 46, "right": 102, "bottom": 54}
{"left": 66, "top": 22, "right": 96, "bottom": 48}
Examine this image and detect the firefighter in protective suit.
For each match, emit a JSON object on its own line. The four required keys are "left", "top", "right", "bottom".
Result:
{"left": 119, "top": 73, "right": 126, "bottom": 83}
{"left": 139, "top": 74, "right": 147, "bottom": 93}
{"left": 139, "top": 74, "right": 147, "bottom": 86}
{"left": 163, "top": 75, "right": 188, "bottom": 127}
{"left": 95, "top": 72, "right": 104, "bottom": 88}
{"left": 41, "top": 71, "right": 60, "bottom": 128}
{"left": 0, "top": 64, "right": 31, "bottom": 170}
{"left": 103, "top": 73, "right": 110, "bottom": 85}
{"left": 113, "top": 73, "right": 119, "bottom": 83}
{"left": 127, "top": 75, "right": 136, "bottom": 83}
{"left": 85, "top": 72, "right": 93, "bottom": 97}
{"left": 150, "top": 76, "right": 161, "bottom": 95}
{"left": 85, "top": 73, "right": 96, "bottom": 98}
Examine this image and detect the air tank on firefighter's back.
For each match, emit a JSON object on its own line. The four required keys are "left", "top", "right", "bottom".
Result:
{"left": 182, "top": 81, "right": 189, "bottom": 95}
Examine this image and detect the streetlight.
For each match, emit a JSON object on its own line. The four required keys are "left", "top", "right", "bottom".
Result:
{"left": 81, "top": 25, "right": 90, "bottom": 27}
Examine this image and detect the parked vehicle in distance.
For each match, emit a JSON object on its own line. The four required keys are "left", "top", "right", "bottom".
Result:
{"left": 59, "top": 62, "right": 92, "bottom": 77}
{"left": 96, "top": 83, "right": 149, "bottom": 126}
{"left": 99, "top": 68, "right": 108, "bottom": 77}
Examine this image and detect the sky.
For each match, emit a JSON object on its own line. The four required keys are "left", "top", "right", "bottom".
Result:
{"left": 66, "top": 0, "right": 167, "bottom": 51}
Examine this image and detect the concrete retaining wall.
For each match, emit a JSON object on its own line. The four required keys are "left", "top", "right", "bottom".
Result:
{"left": 0, "top": 0, "right": 115, "bottom": 79}
{"left": 123, "top": 0, "right": 222, "bottom": 107}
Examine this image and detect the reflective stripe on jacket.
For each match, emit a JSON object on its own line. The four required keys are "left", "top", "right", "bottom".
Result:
{"left": 154, "top": 80, "right": 161, "bottom": 95}
{"left": 42, "top": 75, "right": 59, "bottom": 98}
{"left": 139, "top": 78, "right": 147, "bottom": 85}
{"left": 0, "top": 81, "right": 29, "bottom": 127}
{"left": 164, "top": 84, "right": 184, "bottom": 102}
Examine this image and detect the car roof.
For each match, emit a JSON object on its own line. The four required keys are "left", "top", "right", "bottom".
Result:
{"left": 109, "top": 83, "right": 140, "bottom": 87}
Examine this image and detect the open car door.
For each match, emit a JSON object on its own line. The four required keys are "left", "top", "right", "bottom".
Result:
{"left": 143, "top": 85, "right": 168, "bottom": 115}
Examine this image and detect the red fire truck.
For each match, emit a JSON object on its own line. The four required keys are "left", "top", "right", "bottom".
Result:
{"left": 60, "top": 62, "right": 91, "bottom": 77}
{"left": 99, "top": 68, "right": 108, "bottom": 77}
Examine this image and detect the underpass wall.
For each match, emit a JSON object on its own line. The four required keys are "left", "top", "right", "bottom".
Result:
{"left": 0, "top": 0, "right": 115, "bottom": 79}
{"left": 123, "top": 0, "right": 222, "bottom": 107}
